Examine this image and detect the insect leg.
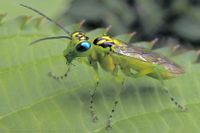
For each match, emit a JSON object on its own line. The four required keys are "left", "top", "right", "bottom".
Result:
{"left": 48, "top": 65, "right": 71, "bottom": 80}
{"left": 153, "top": 67, "right": 187, "bottom": 111}
{"left": 106, "top": 100, "right": 118, "bottom": 131}
{"left": 106, "top": 69, "right": 124, "bottom": 130}
{"left": 89, "top": 61, "right": 99, "bottom": 122}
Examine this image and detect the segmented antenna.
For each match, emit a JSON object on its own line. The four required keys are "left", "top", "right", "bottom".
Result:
{"left": 30, "top": 36, "right": 72, "bottom": 45}
{"left": 20, "top": 4, "right": 70, "bottom": 35}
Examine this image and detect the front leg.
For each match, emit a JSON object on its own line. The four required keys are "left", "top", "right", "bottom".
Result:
{"left": 48, "top": 63, "right": 72, "bottom": 80}
{"left": 49, "top": 58, "right": 92, "bottom": 80}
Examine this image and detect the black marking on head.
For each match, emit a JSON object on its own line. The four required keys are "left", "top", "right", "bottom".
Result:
{"left": 75, "top": 33, "right": 89, "bottom": 41}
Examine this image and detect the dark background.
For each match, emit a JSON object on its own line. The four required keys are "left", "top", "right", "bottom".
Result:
{"left": 58, "top": 0, "right": 200, "bottom": 48}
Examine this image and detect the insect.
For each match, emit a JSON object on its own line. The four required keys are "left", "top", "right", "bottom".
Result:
{"left": 21, "top": 4, "right": 186, "bottom": 130}
{"left": 92, "top": 34, "right": 187, "bottom": 129}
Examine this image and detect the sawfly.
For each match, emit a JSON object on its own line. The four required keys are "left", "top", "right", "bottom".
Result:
{"left": 20, "top": 4, "right": 186, "bottom": 130}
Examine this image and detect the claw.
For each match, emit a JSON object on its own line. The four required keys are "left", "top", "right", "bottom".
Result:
{"left": 105, "top": 118, "right": 112, "bottom": 131}
{"left": 48, "top": 72, "right": 53, "bottom": 77}
{"left": 93, "top": 117, "right": 98, "bottom": 122}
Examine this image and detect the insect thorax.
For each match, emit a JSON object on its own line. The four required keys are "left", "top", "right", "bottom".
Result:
{"left": 93, "top": 35, "right": 125, "bottom": 49}
{"left": 93, "top": 35, "right": 115, "bottom": 48}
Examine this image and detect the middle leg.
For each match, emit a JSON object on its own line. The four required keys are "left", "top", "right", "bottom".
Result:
{"left": 105, "top": 74, "right": 125, "bottom": 130}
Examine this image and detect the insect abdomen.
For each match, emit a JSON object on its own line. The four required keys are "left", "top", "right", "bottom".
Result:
{"left": 115, "top": 54, "right": 183, "bottom": 79}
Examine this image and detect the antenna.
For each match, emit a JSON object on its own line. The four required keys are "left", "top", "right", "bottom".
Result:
{"left": 30, "top": 36, "right": 72, "bottom": 45}
{"left": 20, "top": 4, "right": 70, "bottom": 35}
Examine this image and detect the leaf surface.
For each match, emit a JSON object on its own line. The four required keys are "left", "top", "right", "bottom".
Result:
{"left": 0, "top": 17, "right": 200, "bottom": 133}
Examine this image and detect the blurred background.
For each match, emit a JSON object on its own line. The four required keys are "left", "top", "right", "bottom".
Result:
{"left": 1, "top": 0, "right": 199, "bottom": 48}
{"left": 57, "top": 0, "right": 200, "bottom": 48}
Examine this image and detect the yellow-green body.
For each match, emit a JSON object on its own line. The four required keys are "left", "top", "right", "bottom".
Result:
{"left": 22, "top": 4, "right": 187, "bottom": 130}
{"left": 64, "top": 32, "right": 184, "bottom": 81}
{"left": 89, "top": 35, "right": 184, "bottom": 80}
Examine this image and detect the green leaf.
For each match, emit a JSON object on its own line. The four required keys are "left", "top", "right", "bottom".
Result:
{"left": 0, "top": 16, "right": 200, "bottom": 133}
{"left": 0, "top": 0, "right": 72, "bottom": 20}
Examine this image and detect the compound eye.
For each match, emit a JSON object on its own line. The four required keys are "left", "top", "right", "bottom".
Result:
{"left": 76, "top": 41, "right": 91, "bottom": 52}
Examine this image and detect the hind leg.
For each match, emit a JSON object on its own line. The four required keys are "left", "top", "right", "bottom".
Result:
{"left": 121, "top": 66, "right": 186, "bottom": 111}
{"left": 153, "top": 67, "right": 187, "bottom": 111}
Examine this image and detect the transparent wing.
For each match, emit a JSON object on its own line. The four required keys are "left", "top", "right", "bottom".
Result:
{"left": 112, "top": 45, "right": 184, "bottom": 74}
